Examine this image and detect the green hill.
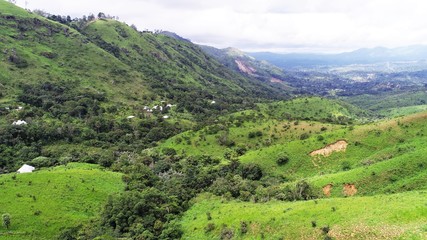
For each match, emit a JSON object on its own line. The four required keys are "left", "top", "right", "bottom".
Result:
{"left": 0, "top": 163, "right": 124, "bottom": 240}
{"left": 177, "top": 112, "right": 427, "bottom": 239}
{"left": 1, "top": 2, "right": 427, "bottom": 240}
{"left": 0, "top": 1, "right": 290, "bottom": 173}
{"left": 181, "top": 191, "right": 427, "bottom": 240}
{"left": 80, "top": 19, "right": 289, "bottom": 115}
{"left": 159, "top": 97, "right": 372, "bottom": 158}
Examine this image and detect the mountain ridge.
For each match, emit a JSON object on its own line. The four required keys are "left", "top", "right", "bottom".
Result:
{"left": 249, "top": 45, "right": 427, "bottom": 68}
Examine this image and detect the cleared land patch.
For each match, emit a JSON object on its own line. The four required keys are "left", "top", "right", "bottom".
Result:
{"left": 310, "top": 140, "right": 348, "bottom": 157}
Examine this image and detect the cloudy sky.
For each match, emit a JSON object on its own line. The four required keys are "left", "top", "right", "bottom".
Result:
{"left": 14, "top": 0, "right": 427, "bottom": 53}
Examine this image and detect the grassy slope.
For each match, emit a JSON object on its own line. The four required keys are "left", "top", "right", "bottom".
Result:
{"left": 177, "top": 110, "right": 427, "bottom": 239}
{"left": 81, "top": 19, "right": 287, "bottom": 103}
{"left": 181, "top": 192, "right": 427, "bottom": 240}
{"left": 159, "top": 97, "right": 367, "bottom": 158}
{"left": 0, "top": 1, "right": 150, "bottom": 106}
{"left": 344, "top": 91, "right": 427, "bottom": 117}
{"left": 239, "top": 112, "right": 427, "bottom": 181}
{"left": 0, "top": 163, "right": 124, "bottom": 240}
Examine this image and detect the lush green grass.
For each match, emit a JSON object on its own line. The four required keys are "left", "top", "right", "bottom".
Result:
{"left": 258, "top": 97, "right": 374, "bottom": 123}
{"left": 0, "top": 2, "right": 152, "bottom": 108}
{"left": 239, "top": 112, "right": 427, "bottom": 180}
{"left": 345, "top": 91, "right": 427, "bottom": 114}
{"left": 0, "top": 163, "right": 124, "bottom": 239}
{"left": 181, "top": 191, "right": 427, "bottom": 239}
{"left": 378, "top": 104, "right": 427, "bottom": 118}
{"left": 159, "top": 97, "right": 366, "bottom": 158}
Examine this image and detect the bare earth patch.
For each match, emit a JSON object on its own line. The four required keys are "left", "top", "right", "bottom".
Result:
{"left": 270, "top": 77, "right": 282, "bottom": 83}
{"left": 323, "top": 184, "right": 333, "bottom": 197}
{"left": 343, "top": 183, "right": 357, "bottom": 196}
{"left": 235, "top": 60, "right": 256, "bottom": 75}
{"left": 310, "top": 140, "right": 348, "bottom": 157}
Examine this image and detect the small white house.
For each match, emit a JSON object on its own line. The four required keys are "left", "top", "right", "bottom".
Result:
{"left": 127, "top": 115, "right": 135, "bottom": 119}
{"left": 163, "top": 115, "right": 169, "bottom": 119}
{"left": 17, "top": 164, "right": 35, "bottom": 173}
{"left": 211, "top": 100, "right": 216, "bottom": 104}
{"left": 12, "top": 120, "right": 27, "bottom": 126}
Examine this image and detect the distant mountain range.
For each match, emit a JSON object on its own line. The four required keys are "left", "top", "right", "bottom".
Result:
{"left": 248, "top": 45, "right": 427, "bottom": 68}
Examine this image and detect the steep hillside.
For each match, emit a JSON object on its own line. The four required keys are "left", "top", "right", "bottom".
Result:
{"left": 0, "top": 163, "right": 124, "bottom": 240}
{"left": 0, "top": 1, "right": 149, "bottom": 104}
{"left": 0, "top": 1, "right": 291, "bottom": 173}
{"left": 80, "top": 19, "right": 290, "bottom": 114}
{"left": 200, "top": 45, "right": 293, "bottom": 88}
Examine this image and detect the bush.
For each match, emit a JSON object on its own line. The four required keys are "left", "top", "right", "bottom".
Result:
{"left": 31, "top": 156, "right": 57, "bottom": 168}
{"left": 341, "top": 161, "right": 351, "bottom": 171}
{"left": 248, "top": 131, "right": 262, "bottom": 138}
{"left": 220, "top": 226, "right": 234, "bottom": 240}
{"left": 239, "top": 163, "right": 263, "bottom": 181}
{"left": 276, "top": 154, "right": 289, "bottom": 166}
{"left": 300, "top": 133, "right": 310, "bottom": 140}
{"left": 204, "top": 223, "right": 215, "bottom": 233}
{"left": 240, "top": 221, "right": 248, "bottom": 234}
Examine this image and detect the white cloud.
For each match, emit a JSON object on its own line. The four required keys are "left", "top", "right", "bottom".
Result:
{"left": 14, "top": 0, "right": 427, "bottom": 53}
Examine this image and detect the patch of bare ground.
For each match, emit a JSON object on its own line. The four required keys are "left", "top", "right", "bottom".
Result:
{"left": 235, "top": 60, "right": 256, "bottom": 75}
{"left": 270, "top": 77, "right": 282, "bottom": 83}
{"left": 343, "top": 183, "right": 357, "bottom": 196}
{"left": 310, "top": 140, "right": 348, "bottom": 157}
{"left": 323, "top": 184, "right": 333, "bottom": 197}
{"left": 329, "top": 224, "right": 408, "bottom": 240}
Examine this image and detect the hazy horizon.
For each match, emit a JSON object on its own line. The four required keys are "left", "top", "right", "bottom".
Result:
{"left": 13, "top": 0, "right": 427, "bottom": 54}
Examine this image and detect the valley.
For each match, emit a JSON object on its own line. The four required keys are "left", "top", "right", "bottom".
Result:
{"left": 0, "top": 1, "right": 426, "bottom": 239}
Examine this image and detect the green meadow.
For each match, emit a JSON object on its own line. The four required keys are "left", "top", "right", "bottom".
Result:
{"left": 181, "top": 191, "right": 427, "bottom": 240}
{"left": 0, "top": 163, "right": 123, "bottom": 240}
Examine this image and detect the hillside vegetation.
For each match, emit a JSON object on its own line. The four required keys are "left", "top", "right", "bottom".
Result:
{"left": 159, "top": 97, "right": 372, "bottom": 158}
{"left": 0, "top": 0, "right": 289, "bottom": 173}
{"left": 1, "top": 2, "right": 427, "bottom": 239}
{"left": 177, "top": 111, "right": 427, "bottom": 239}
{"left": 182, "top": 191, "right": 427, "bottom": 240}
{"left": 0, "top": 163, "right": 123, "bottom": 240}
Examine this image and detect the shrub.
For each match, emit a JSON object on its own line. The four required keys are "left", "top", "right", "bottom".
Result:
{"left": 240, "top": 221, "right": 248, "bottom": 234}
{"left": 300, "top": 133, "right": 310, "bottom": 140}
{"left": 204, "top": 223, "right": 215, "bottom": 233}
{"left": 2, "top": 213, "right": 11, "bottom": 229}
{"left": 248, "top": 131, "right": 262, "bottom": 138}
{"left": 321, "top": 225, "right": 330, "bottom": 234}
{"left": 311, "top": 221, "right": 317, "bottom": 228}
{"left": 220, "top": 226, "right": 234, "bottom": 240}
{"left": 31, "top": 156, "right": 57, "bottom": 168}
{"left": 341, "top": 161, "right": 351, "bottom": 171}
{"left": 162, "top": 147, "right": 177, "bottom": 156}
{"left": 239, "top": 163, "right": 263, "bottom": 180}
{"left": 276, "top": 154, "right": 289, "bottom": 166}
